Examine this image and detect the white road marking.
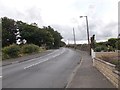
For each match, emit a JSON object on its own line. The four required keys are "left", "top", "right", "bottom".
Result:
{"left": 21, "top": 49, "right": 60, "bottom": 63}
{"left": 66, "top": 57, "right": 83, "bottom": 88}
{"left": 24, "top": 48, "right": 66, "bottom": 69}
{"left": 0, "top": 76, "right": 2, "bottom": 78}
{"left": 24, "top": 58, "right": 49, "bottom": 69}
{"left": 12, "top": 61, "right": 19, "bottom": 64}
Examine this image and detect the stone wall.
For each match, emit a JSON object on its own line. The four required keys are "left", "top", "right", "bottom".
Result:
{"left": 93, "top": 58, "right": 119, "bottom": 88}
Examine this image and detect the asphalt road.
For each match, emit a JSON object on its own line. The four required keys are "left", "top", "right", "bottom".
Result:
{"left": 2, "top": 48, "right": 81, "bottom": 88}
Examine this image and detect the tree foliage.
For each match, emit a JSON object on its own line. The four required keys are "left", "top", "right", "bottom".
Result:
{"left": 95, "top": 38, "right": 120, "bottom": 52}
{"left": 2, "top": 17, "right": 65, "bottom": 49}
{"left": 108, "top": 38, "right": 118, "bottom": 49}
{"left": 115, "top": 39, "right": 120, "bottom": 50}
{"left": 2, "top": 17, "right": 17, "bottom": 47}
{"left": 42, "top": 26, "right": 62, "bottom": 48}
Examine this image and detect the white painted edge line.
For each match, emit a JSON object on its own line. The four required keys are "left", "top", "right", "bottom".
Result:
{"left": 21, "top": 49, "right": 60, "bottom": 63}
{"left": 24, "top": 58, "right": 50, "bottom": 69}
{"left": 12, "top": 61, "right": 19, "bottom": 64}
{"left": 24, "top": 48, "right": 65, "bottom": 70}
{"left": 65, "top": 57, "right": 83, "bottom": 88}
{"left": 0, "top": 76, "right": 2, "bottom": 78}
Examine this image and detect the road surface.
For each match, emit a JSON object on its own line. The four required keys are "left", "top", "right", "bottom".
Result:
{"left": 2, "top": 48, "right": 81, "bottom": 88}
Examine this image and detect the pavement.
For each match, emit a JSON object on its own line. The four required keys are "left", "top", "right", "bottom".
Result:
{"left": 66, "top": 50, "right": 116, "bottom": 88}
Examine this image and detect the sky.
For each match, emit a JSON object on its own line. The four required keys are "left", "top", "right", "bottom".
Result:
{"left": 0, "top": 0, "right": 119, "bottom": 44}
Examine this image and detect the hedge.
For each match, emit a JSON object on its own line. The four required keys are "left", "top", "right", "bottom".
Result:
{"left": 2, "top": 44, "right": 20, "bottom": 59}
{"left": 21, "top": 44, "right": 40, "bottom": 54}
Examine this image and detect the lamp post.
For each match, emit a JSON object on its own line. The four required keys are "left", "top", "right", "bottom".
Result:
{"left": 80, "top": 16, "right": 91, "bottom": 55}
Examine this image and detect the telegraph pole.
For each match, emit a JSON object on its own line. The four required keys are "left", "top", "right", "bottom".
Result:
{"left": 68, "top": 39, "right": 69, "bottom": 45}
{"left": 73, "top": 27, "right": 76, "bottom": 48}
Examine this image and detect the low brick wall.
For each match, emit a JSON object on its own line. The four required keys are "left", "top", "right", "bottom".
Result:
{"left": 93, "top": 58, "right": 119, "bottom": 88}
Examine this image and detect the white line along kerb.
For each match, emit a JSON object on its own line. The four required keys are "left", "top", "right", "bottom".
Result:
{"left": 24, "top": 48, "right": 65, "bottom": 69}
{"left": 0, "top": 76, "right": 2, "bottom": 78}
{"left": 24, "top": 58, "right": 49, "bottom": 69}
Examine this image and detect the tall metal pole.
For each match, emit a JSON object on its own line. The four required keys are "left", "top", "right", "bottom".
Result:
{"left": 80, "top": 16, "right": 91, "bottom": 55}
{"left": 68, "top": 39, "right": 69, "bottom": 45}
{"left": 73, "top": 27, "right": 76, "bottom": 48}
{"left": 85, "top": 16, "right": 90, "bottom": 45}
{"left": 85, "top": 16, "right": 91, "bottom": 55}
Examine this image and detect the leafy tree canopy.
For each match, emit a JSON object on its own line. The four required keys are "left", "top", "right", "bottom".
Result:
{"left": 2, "top": 17, "right": 65, "bottom": 49}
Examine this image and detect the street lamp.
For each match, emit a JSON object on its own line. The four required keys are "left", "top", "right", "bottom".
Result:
{"left": 80, "top": 16, "right": 91, "bottom": 55}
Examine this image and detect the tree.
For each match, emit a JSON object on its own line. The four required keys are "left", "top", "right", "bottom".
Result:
{"left": 95, "top": 38, "right": 119, "bottom": 52}
{"left": 108, "top": 38, "right": 117, "bottom": 49}
{"left": 43, "top": 26, "right": 63, "bottom": 48}
{"left": 38, "top": 29, "right": 54, "bottom": 49}
{"left": 2, "top": 17, "right": 65, "bottom": 49}
{"left": 2, "top": 17, "right": 17, "bottom": 47}
{"left": 60, "top": 41, "right": 66, "bottom": 47}
{"left": 18, "top": 23, "right": 54, "bottom": 48}
{"left": 53, "top": 31, "right": 62, "bottom": 48}
{"left": 115, "top": 39, "right": 120, "bottom": 50}
{"left": 18, "top": 23, "right": 39, "bottom": 45}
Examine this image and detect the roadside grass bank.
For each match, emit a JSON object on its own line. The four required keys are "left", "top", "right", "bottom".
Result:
{"left": 2, "top": 44, "right": 46, "bottom": 60}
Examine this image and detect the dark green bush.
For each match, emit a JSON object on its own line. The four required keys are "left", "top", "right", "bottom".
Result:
{"left": 115, "top": 60, "right": 120, "bottom": 72}
{"left": 94, "top": 46, "right": 108, "bottom": 52}
{"left": 94, "top": 47, "right": 102, "bottom": 52}
{"left": 115, "top": 40, "right": 120, "bottom": 50}
{"left": 2, "top": 53, "right": 9, "bottom": 60}
{"left": 108, "top": 46, "right": 115, "bottom": 51}
{"left": 2, "top": 44, "right": 20, "bottom": 59}
{"left": 21, "top": 44, "right": 39, "bottom": 54}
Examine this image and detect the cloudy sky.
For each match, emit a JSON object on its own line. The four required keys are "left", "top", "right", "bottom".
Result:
{"left": 0, "top": 0, "right": 119, "bottom": 44}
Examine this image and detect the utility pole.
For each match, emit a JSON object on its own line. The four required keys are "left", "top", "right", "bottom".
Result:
{"left": 85, "top": 16, "right": 91, "bottom": 55}
{"left": 80, "top": 16, "right": 91, "bottom": 55}
{"left": 73, "top": 27, "right": 76, "bottom": 48}
{"left": 85, "top": 16, "right": 90, "bottom": 45}
{"left": 68, "top": 39, "right": 69, "bottom": 45}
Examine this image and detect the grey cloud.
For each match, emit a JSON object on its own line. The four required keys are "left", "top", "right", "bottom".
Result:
{"left": 52, "top": 24, "right": 90, "bottom": 41}
{"left": 0, "top": 0, "right": 117, "bottom": 43}
{"left": 51, "top": 21, "right": 117, "bottom": 42}
{"left": 51, "top": 24, "right": 74, "bottom": 40}
{"left": 95, "top": 22, "right": 117, "bottom": 40}
{"left": 24, "top": 7, "right": 43, "bottom": 26}
{"left": 0, "top": 4, "right": 44, "bottom": 27}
